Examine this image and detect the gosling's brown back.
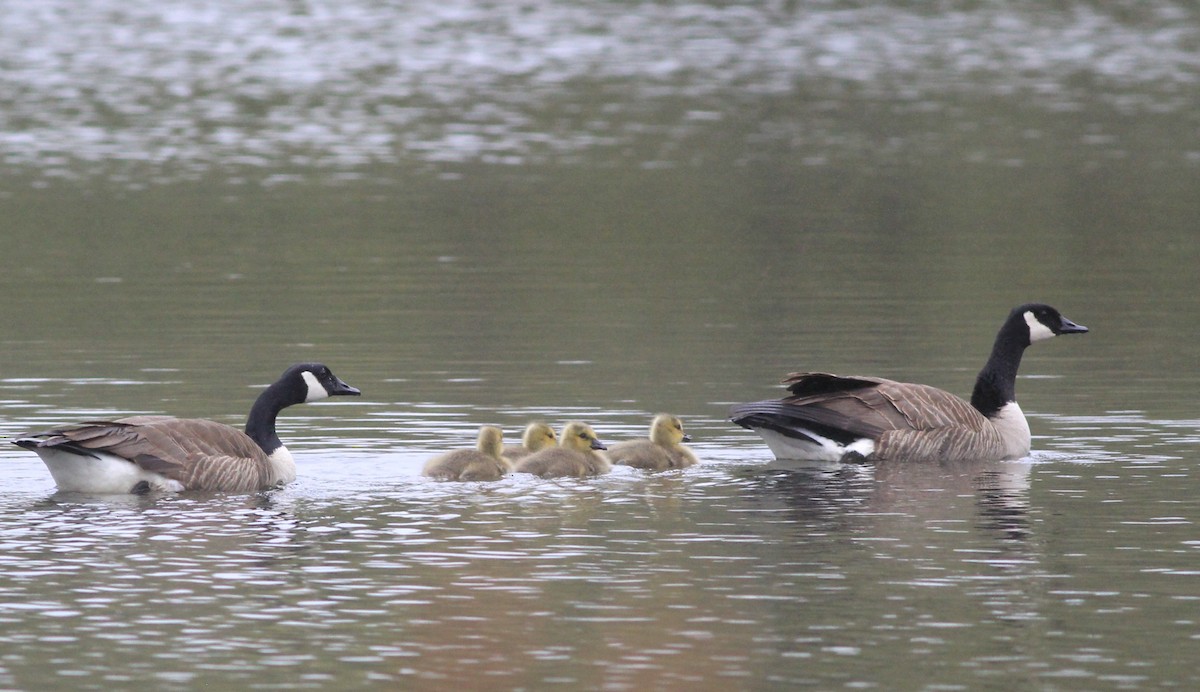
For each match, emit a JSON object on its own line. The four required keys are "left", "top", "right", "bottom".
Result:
{"left": 608, "top": 440, "right": 697, "bottom": 471}
{"left": 513, "top": 447, "right": 609, "bottom": 478}
{"left": 423, "top": 449, "right": 511, "bottom": 481}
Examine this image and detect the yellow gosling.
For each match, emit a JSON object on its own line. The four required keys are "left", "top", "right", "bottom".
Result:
{"left": 607, "top": 414, "right": 699, "bottom": 471}
{"left": 514, "top": 422, "right": 610, "bottom": 478}
{"left": 502, "top": 422, "right": 558, "bottom": 464}
{"left": 422, "top": 426, "right": 511, "bottom": 481}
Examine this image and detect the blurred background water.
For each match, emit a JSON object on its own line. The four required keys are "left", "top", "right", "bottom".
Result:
{"left": 1, "top": 1, "right": 1199, "bottom": 689}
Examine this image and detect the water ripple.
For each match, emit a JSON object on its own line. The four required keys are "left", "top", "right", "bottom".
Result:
{"left": 0, "top": 401, "right": 1197, "bottom": 686}
{"left": 2, "top": 1, "right": 1198, "bottom": 182}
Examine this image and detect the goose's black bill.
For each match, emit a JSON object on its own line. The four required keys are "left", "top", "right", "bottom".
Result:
{"left": 1058, "top": 316, "right": 1088, "bottom": 334}
{"left": 330, "top": 377, "right": 361, "bottom": 396}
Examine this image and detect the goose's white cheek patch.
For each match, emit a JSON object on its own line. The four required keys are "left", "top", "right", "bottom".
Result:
{"left": 1024, "top": 311, "right": 1056, "bottom": 343}
{"left": 301, "top": 371, "right": 330, "bottom": 402}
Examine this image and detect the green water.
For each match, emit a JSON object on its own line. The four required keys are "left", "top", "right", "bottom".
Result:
{"left": 1, "top": 1, "right": 1199, "bottom": 689}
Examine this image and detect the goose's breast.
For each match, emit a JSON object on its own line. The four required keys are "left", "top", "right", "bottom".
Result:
{"left": 989, "top": 402, "right": 1032, "bottom": 459}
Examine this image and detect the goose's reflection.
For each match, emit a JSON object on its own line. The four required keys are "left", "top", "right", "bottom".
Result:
{"left": 21, "top": 487, "right": 311, "bottom": 563}
{"left": 750, "top": 456, "right": 1033, "bottom": 543}
{"left": 744, "top": 455, "right": 1045, "bottom": 630}
{"left": 746, "top": 459, "right": 877, "bottom": 525}
{"left": 970, "top": 460, "right": 1033, "bottom": 541}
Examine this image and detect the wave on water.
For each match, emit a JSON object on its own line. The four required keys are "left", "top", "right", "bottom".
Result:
{"left": 2, "top": 1, "right": 1198, "bottom": 181}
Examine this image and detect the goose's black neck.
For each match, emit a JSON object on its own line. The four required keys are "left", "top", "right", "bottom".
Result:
{"left": 244, "top": 379, "right": 303, "bottom": 454}
{"left": 970, "top": 314, "right": 1030, "bottom": 418}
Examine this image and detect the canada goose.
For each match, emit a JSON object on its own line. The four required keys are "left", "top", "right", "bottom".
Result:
{"left": 423, "top": 426, "right": 511, "bottom": 481}
{"left": 729, "top": 304, "right": 1088, "bottom": 462}
{"left": 13, "top": 363, "right": 361, "bottom": 494}
{"left": 501, "top": 422, "right": 558, "bottom": 464}
{"left": 513, "top": 422, "right": 610, "bottom": 478}
{"left": 608, "top": 414, "right": 699, "bottom": 471}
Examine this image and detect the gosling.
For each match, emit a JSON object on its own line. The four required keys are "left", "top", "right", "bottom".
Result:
{"left": 423, "top": 426, "right": 511, "bottom": 481}
{"left": 513, "top": 422, "right": 610, "bottom": 478}
{"left": 607, "top": 414, "right": 699, "bottom": 471}
{"left": 502, "top": 422, "right": 558, "bottom": 464}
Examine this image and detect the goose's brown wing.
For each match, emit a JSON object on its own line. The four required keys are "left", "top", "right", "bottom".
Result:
{"left": 732, "top": 373, "right": 989, "bottom": 443}
{"left": 28, "top": 416, "right": 271, "bottom": 491}
{"left": 808, "top": 379, "right": 1005, "bottom": 461}
{"left": 785, "top": 373, "right": 987, "bottom": 431}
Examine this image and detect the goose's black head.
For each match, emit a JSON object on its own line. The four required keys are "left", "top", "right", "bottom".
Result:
{"left": 971, "top": 304, "right": 1087, "bottom": 418}
{"left": 245, "top": 363, "right": 360, "bottom": 453}
{"left": 1011, "top": 303, "right": 1089, "bottom": 346}
{"left": 290, "top": 362, "right": 361, "bottom": 403}
{"left": 267, "top": 363, "right": 361, "bottom": 408}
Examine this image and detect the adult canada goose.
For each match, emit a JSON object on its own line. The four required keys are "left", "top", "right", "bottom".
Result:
{"left": 13, "top": 363, "right": 360, "bottom": 494}
{"left": 513, "top": 422, "right": 611, "bottom": 478}
{"left": 608, "top": 414, "right": 699, "bottom": 471}
{"left": 423, "top": 426, "right": 511, "bottom": 481}
{"left": 729, "top": 304, "right": 1088, "bottom": 462}
{"left": 501, "top": 422, "right": 558, "bottom": 464}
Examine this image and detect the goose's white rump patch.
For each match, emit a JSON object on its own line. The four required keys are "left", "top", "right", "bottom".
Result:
{"left": 755, "top": 428, "right": 875, "bottom": 462}
{"left": 33, "top": 448, "right": 185, "bottom": 493}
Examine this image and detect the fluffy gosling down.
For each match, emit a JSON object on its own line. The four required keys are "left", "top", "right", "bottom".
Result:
{"left": 513, "top": 422, "right": 610, "bottom": 478}
{"left": 423, "top": 426, "right": 512, "bottom": 481}
{"left": 502, "top": 422, "right": 558, "bottom": 464}
{"left": 607, "top": 414, "right": 699, "bottom": 471}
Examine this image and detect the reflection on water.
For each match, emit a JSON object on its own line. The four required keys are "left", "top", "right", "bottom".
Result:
{"left": 755, "top": 457, "right": 1036, "bottom": 541}
{"left": 2, "top": 1, "right": 1199, "bottom": 181}
{"left": 2, "top": 0, "right": 1200, "bottom": 688}
{"left": 1, "top": 386, "right": 1198, "bottom": 688}
{"left": 973, "top": 462, "right": 1033, "bottom": 541}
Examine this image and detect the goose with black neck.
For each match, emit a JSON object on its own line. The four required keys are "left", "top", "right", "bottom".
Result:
{"left": 14, "top": 362, "right": 361, "bottom": 494}
{"left": 729, "top": 304, "right": 1088, "bottom": 462}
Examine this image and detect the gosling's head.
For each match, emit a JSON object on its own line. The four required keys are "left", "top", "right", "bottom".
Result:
{"left": 649, "top": 414, "right": 690, "bottom": 447}
{"left": 476, "top": 426, "right": 505, "bottom": 458}
{"left": 521, "top": 422, "right": 558, "bottom": 452}
{"left": 560, "top": 422, "right": 606, "bottom": 452}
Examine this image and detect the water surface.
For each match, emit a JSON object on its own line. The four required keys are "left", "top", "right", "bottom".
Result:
{"left": 2, "top": 1, "right": 1199, "bottom": 689}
